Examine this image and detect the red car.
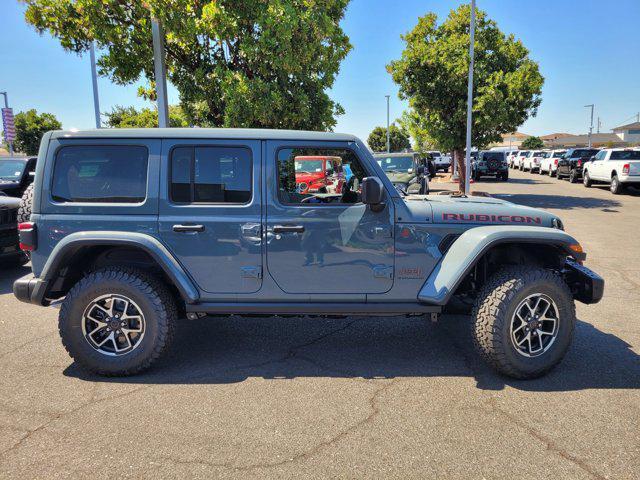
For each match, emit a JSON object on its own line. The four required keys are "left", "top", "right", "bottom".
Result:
{"left": 294, "top": 156, "right": 345, "bottom": 194}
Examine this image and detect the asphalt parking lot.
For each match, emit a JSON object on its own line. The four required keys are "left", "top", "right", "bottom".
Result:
{"left": 0, "top": 168, "right": 638, "bottom": 479}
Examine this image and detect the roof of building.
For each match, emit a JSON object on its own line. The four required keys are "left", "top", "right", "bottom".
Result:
{"left": 540, "top": 132, "right": 573, "bottom": 140}
{"left": 544, "top": 133, "right": 624, "bottom": 147}
{"left": 501, "top": 131, "right": 529, "bottom": 139}
{"left": 612, "top": 121, "right": 640, "bottom": 132}
{"left": 50, "top": 128, "right": 360, "bottom": 142}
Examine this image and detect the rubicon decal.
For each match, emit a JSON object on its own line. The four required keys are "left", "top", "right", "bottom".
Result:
{"left": 442, "top": 213, "right": 542, "bottom": 224}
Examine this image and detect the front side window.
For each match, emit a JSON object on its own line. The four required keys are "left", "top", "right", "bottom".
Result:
{"left": 277, "top": 148, "right": 367, "bottom": 205}
{"left": 52, "top": 145, "right": 148, "bottom": 203}
{"left": 170, "top": 146, "right": 252, "bottom": 203}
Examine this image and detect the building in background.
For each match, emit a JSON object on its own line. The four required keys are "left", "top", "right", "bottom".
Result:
{"left": 612, "top": 121, "right": 640, "bottom": 144}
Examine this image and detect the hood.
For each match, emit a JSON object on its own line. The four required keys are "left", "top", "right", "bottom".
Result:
{"left": 400, "top": 194, "right": 559, "bottom": 228}
{"left": 385, "top": 171, "right": 416, "bottom": 184}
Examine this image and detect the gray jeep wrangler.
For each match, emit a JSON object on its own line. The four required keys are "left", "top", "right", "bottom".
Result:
{"left": 14, "top": 129, "right": 603, "bottom": 378}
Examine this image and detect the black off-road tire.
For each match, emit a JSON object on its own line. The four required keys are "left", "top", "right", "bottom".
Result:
{"left": 17, "top": 183, "right": 34, "bottom": 224}
{"left": 472, "top": 266, "right": 576, "bottom": 379}
{"left": 569, "top": 169, "right": 579, "bottom": 183}
{"left": 59, "top": 267, "right": 177, "bottom": 376}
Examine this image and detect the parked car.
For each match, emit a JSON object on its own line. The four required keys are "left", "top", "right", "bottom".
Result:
{"left": 374, "top": 152, "right": 429, "bottom": 194}
{"left": 472, "top": 150, "right": 509, "bottom": 181}
{"left": 556, "top": 148, "right": 600, "bottom": 182}
{"left": 294, "top": 155, "right": 345, "bottom": 194}
{"left": 540, "top": 150, "right": 566, "bottom": 176}
{"left": 506, "top": 150, "right": 519, "bottom": 167}
{"left": 14, "top": 128, "right": 603, "bottom": 379}
{"left": 583, "top": 148, "right": 640, "bottom": 194}
{"left": 522, "top": 150, "right": 547, "bottom": 173}
{"left": 513, "top": 150, "right": 529, "bottom": 169}
{"left": 0, "top": 195, "right": 28, "bottom": 267}
{"left": 429, "top": 151, "right": 451, "bottom": 172}
{"left": 0, "top": 156, "right": 37, "bottom": 198}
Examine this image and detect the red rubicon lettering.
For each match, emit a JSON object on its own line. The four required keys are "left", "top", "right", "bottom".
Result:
{"left": 442, "top": 213, "right": 542, "bottom": 224}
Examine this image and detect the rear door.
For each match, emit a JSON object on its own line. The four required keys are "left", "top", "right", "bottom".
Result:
{"left": 158, "top": 139, "right": 263, "bottom": 294}
{"left": 264, "top": 140, "right": 395, "bottom": 295}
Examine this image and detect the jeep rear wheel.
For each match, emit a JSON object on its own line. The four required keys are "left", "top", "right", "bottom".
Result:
{"left": 472, "top": 266, "right": 576, "bottom": 379}
{"left": 59, "top": 267, "right": 177, "bottom": 376}
{"left": 17, "top": 183, "right": 34, "bottom": 224}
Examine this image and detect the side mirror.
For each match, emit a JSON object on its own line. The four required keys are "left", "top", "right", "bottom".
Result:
{"left": 361, "top": 177, "right": 385, "bottom": 211}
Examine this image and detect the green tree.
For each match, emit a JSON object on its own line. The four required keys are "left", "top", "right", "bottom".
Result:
{"left": 367, "top": 124, "right": 411, "bottom": 152}
{"left": 13, "top": 109, "right": 62, "bottom": 155}
{"left": 104, "top": 105, "right": 189, "bottom": 128}
{"left": 521, "top": 136, "right": 544, "bottom": 149}
{"left": 22, "top": 0, "right": 351, "bottom": 130}
{"left": 387, "top": 5, "right": 544, "bottom": 191}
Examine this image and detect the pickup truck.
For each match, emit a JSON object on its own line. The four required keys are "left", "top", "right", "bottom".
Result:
{"left": 583, "top": 148, "right": 640, "bottom": 194}
{"left": 13, "top": 128, "right": 603, "bottom": 379}
{"left": 556, "top": 148, "right": 599, "bottom": 183}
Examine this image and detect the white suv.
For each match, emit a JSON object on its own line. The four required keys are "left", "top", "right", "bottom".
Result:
{"left": 583, "top": 148, "right": 640, "bottom": 194}
{"left": 540, "top": 150, "right": 566, "bottom": 176}
{"left": 513, "top": 150, "right": 529, "bottom": 169}
{"left": 429, "top": 151, "right": 451, "bottom": 172}
{"left": 523, "top": 150, "right": 546, "bottom": 172}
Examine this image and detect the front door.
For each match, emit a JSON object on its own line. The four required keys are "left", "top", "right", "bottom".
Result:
{"left": 265, "top": 140, "right": 395, "bottom": 295}
{"left": 158, "top": 139, "right": 263, "bottom": 294}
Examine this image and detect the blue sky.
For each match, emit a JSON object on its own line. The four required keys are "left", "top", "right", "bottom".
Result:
{"left": 1, "top": 0, "right": 639, "bottom": 141}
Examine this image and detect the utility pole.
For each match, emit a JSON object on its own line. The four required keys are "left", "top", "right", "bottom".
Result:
{"left": 0, "top": 91, "right": 14, "bottom": 156}
{"left": 597, "top": 117, "right": 602, "bottom": 134}
{"left": 463, "top": 0, "right": 477, "bottom": 195}
{"left": 385, "top": 95, "right": 390, "bottom": 153}
{"left": 151, "top": 18, "right": 170, "bottom": 128}
{"left": 89, "top": 43, "right": 101, "bottom": 128}
{"left": 584, "top": 104, "right": 594, "bottom": 148}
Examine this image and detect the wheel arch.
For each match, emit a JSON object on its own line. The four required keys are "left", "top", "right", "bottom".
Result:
{"left": 39, "top": 232, "right": 199, "bottom": 305}
{"left": 418, "top": 226, "right": 583, "bottom": 306}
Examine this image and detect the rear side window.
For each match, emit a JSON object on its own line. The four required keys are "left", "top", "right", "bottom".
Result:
{"left": 52, "top": 145, "right": 148, "bottom": 203}
{"left": 170, "top": 146, "right": 252, "bottom": 203}
{"left": 611, "top": 150, "right": 640, "bottom": 160}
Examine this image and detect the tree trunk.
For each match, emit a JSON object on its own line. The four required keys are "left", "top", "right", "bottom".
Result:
{"left": 454, "top": 148, "right": 466, "bottom": 194}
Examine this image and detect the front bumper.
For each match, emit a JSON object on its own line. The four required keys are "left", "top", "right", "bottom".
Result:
{"left": 13, "top": 274, "right": 49, "bottom": 306}
{"left": 563, "top": 258, "right": 604, "bottom": 304}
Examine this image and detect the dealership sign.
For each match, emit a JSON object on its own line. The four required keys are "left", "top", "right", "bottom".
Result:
{"left": 2, "top": 108, "right": 15, "bottom": 142}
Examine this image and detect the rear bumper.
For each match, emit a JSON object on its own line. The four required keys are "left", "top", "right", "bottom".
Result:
{"left": 619, "top": 174, "right": 640, "bottom": 184}
{"left": 13, "top": 274, "right": 49, "bottom": 306}
{"left": 563, "top": 258, "right": 604, "bottom": 304}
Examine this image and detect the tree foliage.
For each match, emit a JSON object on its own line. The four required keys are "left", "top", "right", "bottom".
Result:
{"left": 13, "top": 109, "right": 62, "bottom": 155}
{"left": 22, "top": 0, "right": 351, "bottom": 130}
{"left": 520, "top": 136, "right": 544, "bottom": 149}
{"left": 104, "top": 105, "right": 189, "bottom": 128}
{"left": 367, "top": 124, "right": 411, "bottom": 152}
{"left": 387, "top": 5, "right": 544, "bottom": 190}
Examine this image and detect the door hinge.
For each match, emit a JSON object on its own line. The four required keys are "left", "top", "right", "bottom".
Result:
{"left": 241, "top": 266, "right": 262, "bottom": 279}
{"left": 372, "top": 265, "right": 394, "bottom": 279}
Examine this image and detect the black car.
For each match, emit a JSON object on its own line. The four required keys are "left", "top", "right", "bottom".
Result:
{"left": 472, "top": 151, "right": 509, "bottom": 181}
{"left": 0, "top": 156, "right": 37, "bottom": 198}
{"left": 556, "top": 148, "right": 599, "bottom": 183}
{"left": 0, "top": 196, "right": 28, "bottom": 267}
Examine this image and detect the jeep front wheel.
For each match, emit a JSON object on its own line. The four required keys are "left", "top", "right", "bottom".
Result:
{"left": 59, "top": 267, "right": 177, "bottom": 376}
{"left": 472, "top": 266, "right": 576, "bottom": 379}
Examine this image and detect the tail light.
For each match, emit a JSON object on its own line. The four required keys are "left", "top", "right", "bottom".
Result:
{"left": 18, "top": 222, "right": 37, "bottom": 251}
{"left": 577, "top": 159, "right": 582, "bottom": 167}
{"left": 554, "top": 159, "right": 559, "bottom": 165}
{"left": 622, "top": 164, "right": 630, "bottom": 174}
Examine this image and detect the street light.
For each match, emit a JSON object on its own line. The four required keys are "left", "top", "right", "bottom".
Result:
{"left": 463, "top": 0, "right": 477, "bottom": 195}
{"left": 584, "top": 104, "right": 594, "bottom": 148}
{"left": 385, "top": 95, "right": 390, "bottom": 153}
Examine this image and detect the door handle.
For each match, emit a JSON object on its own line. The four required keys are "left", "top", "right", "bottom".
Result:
{"left": 173, "top": 224, "right": 205, "bottom": 233}
{"left": 273, "top": 225, "right": 305, "bottom": 234}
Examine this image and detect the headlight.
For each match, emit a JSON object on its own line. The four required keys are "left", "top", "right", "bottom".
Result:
{"left": 551, "top": 218, "right": 564, "bottom": 230}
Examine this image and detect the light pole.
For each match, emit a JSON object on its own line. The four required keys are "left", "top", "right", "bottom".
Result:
{"left": 584, "top": 104, "right": 594, "bottom": 148}
{"left": 152, "top": 18, "right": 170, "bottom": 128}
{"left": 0, "top": 91, "right": 14, "bottom": 156}
{"left": 463, "top": 0, "right": 477, "bottom": 195}
{"left": 89, "top": 43, "right": 101, "bottom": 128}
{"left": 385, "top": 95, "right": 390, "bottom": 153}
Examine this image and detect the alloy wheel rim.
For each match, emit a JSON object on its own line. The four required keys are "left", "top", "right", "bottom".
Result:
{"left": 81, "top": 294, "right": 146, "bottom": 356}
{"left": 510, "top": 293, "right": 559, "bottom": 358}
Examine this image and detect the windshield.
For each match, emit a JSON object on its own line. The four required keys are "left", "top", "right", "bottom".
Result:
{"left": 294, "top": 159, "right": 324, "bottom": 173}
{"left": 570, "top": 149, "right": 598, "bottom": 158}
{"left": 482, "top": 152, "right": 504, "bottom": 161}
{"left": 376, "top": 156, "right": 414, "bottom": 172}
{"left": 611, "top": 150, "right": 640, "bottom": 160}
{"left": 533, "top": 151, "right": 545, "bottom": 156}
{"left": 553, "top": 151, "right": 566, "bottom": 157}
{"left": 0, "top": 160, "right": 26, "bottom": 181}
